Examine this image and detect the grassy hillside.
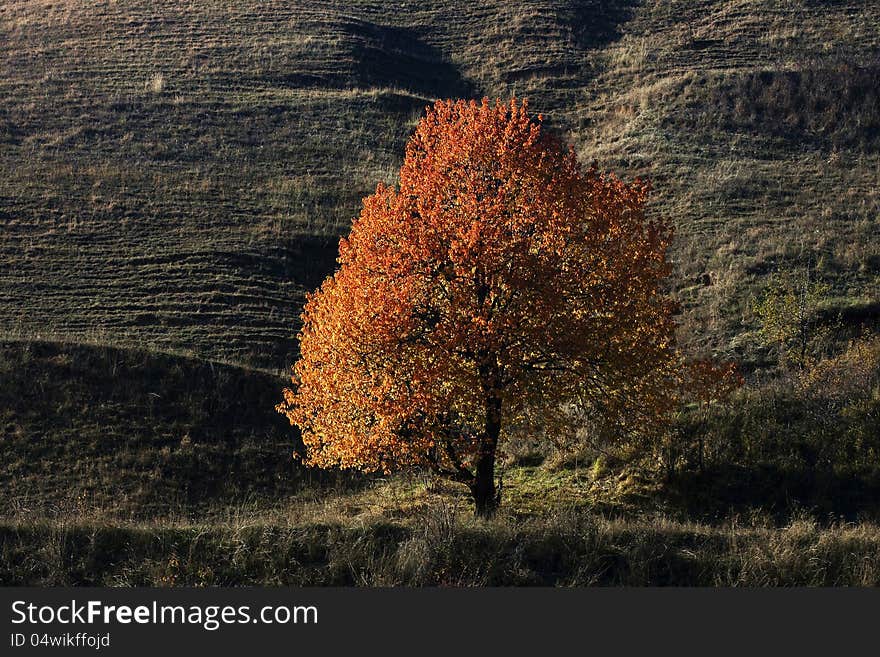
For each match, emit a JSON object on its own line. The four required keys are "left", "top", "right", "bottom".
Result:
{"left": 4, "top": 1, "right": 875, "bottom": 367}
{"left": 1, "top": 0, "right": 626, "bottom": 368}
{"left": 1, "top": 337, "right": 878, "bottom": 587}
{"left": 0, "top": 340, "right": 358, "bottom": 520}
{"left": 575, "top": 0, "right": 880, "bottom": 356}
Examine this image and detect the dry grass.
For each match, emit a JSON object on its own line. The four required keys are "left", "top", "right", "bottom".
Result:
{"left": 0, "top": 0, "right": 611, "bottom": 367}
{"left": 2, "top": 1, "right": 876, "bottom": 369}
{"left": 576, "top": 0, "right": 880, "bottom": 358}
{"left": 3, "top": 504, "right": 879, "bottom": 586}
{"left": 2, "top": 339, "right": 879, "bottom": 586}
{"left": 1, "top": 0, "right": 879, "bottom": 586}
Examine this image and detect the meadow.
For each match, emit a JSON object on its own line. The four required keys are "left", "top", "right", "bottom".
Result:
{"left": 1, "top": 339, "right": 877, "bottom": 585}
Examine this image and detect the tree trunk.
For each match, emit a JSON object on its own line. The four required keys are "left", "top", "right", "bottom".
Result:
{"left": 471, "top": 451, "right": 497, "bottom": 518}
{"left": 470, "top": 386, "right": 501, "bottom": 518}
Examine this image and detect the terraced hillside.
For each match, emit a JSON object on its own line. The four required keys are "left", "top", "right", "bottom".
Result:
{"left": 0, "top": 0, "right": 880, "bottom": 358}
{"left": 0, "top": 0, "right": 631, "bottom": 368}
{"left": 574, "top": 0, "right": 880, "bottom": 355}
{"left": 2, "top": 0, "right": 878, "bottom": 370}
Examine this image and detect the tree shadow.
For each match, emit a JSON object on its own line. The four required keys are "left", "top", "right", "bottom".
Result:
{"left": 665, "top": 464, "right": 880, "bottom": 525}
{"left": 566, "top": 0, "right": 642, "bottom": 50}
{"left": 342, "top": 19, "right": 476, "bottom": 98}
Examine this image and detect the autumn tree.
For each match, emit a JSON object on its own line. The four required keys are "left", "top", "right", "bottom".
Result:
{"left": 675, "top": 359, "right": 743, "bottom": 475}
{"left": 752, "top": 267, "right": 833, "bottom": 372}
{"left": 277, "top": 98, "right": 679, "bottom": 516}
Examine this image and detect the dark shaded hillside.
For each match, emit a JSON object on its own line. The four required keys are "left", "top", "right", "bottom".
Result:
{"left": 0, "top": 340, "right": 358, "bottom": 519}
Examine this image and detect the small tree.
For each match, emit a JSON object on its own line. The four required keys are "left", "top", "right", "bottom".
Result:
{"left": 681, "top": 359, "right": 743, "bottom": 474}
{"left": 752, "top": 268, "right": 832, "bottom": 372}
{"left": 799, "top": 332, "right": 880, "bottom": 471}
{"left": 277, "top": 98, "right": 679, "bottom": 516}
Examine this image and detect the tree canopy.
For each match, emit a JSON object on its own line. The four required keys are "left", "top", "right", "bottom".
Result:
{"left": 277, "top": 98, "right": 680, "bottom": 515}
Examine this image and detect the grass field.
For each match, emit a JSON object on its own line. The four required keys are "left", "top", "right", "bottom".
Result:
{"left": 6, "top": 508, "right": 880, "bottom": 586}
{"left": 1, "top": 340, "right": 878, "bottom": 585}
{"left": 1, "top": 1, "right": 879, "bottom": 585}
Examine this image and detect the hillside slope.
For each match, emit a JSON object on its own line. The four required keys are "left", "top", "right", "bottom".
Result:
{"left": 574, "top": 0, "right": 880, "bottom": 354}
{"left": 0, "top": 340, "right": 357, "bottom": 519}
{"left": 1, "top": 0, "right": 628, "bottom": 368}
{"left": 6, "top": 1, "right": 875, "bottom": 369}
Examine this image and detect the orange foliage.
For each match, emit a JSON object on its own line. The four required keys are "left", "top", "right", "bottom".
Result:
{"left": 277, "top": 98, "right": 680, "bottom": 513}
{"left": 683, "top": 359, "right": 744, "bottom": 409}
